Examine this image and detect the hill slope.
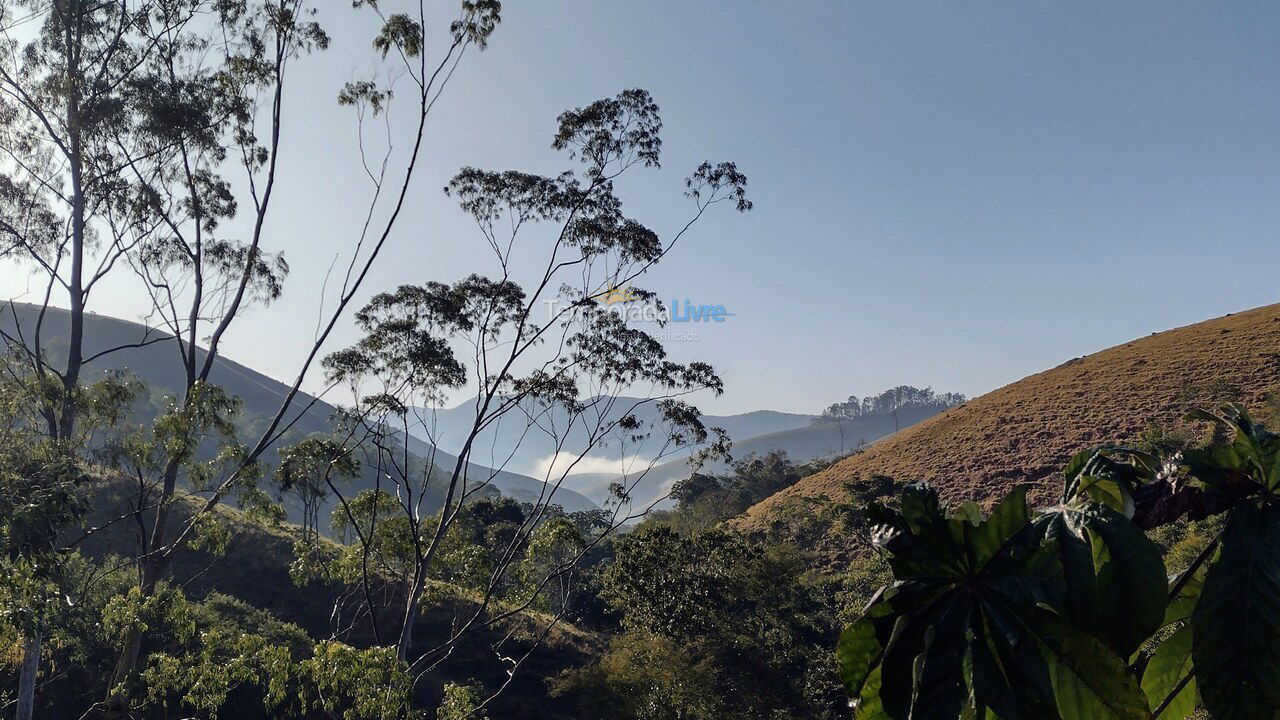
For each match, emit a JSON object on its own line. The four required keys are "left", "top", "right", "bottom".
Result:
{"left": 80, "top": 475, "right": 595, "bottom": 720}
{"left": 0, "top": 302, "right": 595, "bottom": 514}
{"left": 561, "top": 404, "right": 947, "bottom": 508}
{"left": 742, "top": 304, "right": 1280, "bottom": 533}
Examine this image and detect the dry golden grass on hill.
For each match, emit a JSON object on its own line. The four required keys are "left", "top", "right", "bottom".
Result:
{"left": 741, "top": 303, "right": 1280, "bottom": 534}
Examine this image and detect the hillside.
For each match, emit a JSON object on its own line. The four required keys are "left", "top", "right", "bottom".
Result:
{"left": 562, "top": 403, "right": 946, "bottom": 508}
{"left": 0, "top": 302, "right": 595, "bottom": 515}
{"left": 79, "top": 475, "right": 596, "bottom": 720}
{"left": 741, "top": 304, "right": 1280, "bottom": 537}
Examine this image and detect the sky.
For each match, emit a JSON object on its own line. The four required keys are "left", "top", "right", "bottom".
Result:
{"left": 5, "top": 1, "right": 1280, "bottom": 415}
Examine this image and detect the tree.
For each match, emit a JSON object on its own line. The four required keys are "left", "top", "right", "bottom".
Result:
{"left": 550, "top": 631, "right": 722, "bottom": 720}
{"left": 816, "top": 385, "right": 966, "bottom": 434}
{"left": 0, "top": 353, "right": 138, "bottom": 720}
{"left": 104, "top": 2, "right": 501, "bottom": 707}
{"left": 0, "top": 4, "right": 756, "bottom": 715}
{"left": 0, "top": 0, "right": 161, "bottom": 441}
{"left": 313, "top": 86, "right": 750, "bottom": 699}
{"left": 0, "top": 0, "right": 503, "bottom": 714}
{"left": 664, "top": 450, "right": 814, "bottom": 530}
{"left": 837, "top": 403, "right": 1280, "bottom": 720}
{"left": 0, "top": 441, "right": 86, "bottom": 720}
{"left": 276, "top": 437, "right": 360, "bottom": 542}
{"left": 569, "top": 524, "right": 845, "bottom": 719}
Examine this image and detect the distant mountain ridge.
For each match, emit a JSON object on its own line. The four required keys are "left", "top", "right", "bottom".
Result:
{"left": 412, "top": 396, "right": 817, "bottom": 480}
{"left": 0, "top": 301, "right": 596, "bottom": 516}
{"left": 560, "top": 402, "right": 950, "bottom": 508}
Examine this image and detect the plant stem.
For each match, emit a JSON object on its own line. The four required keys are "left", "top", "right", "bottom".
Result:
{"left": 1167, "top": 531, "right": 1222, "bottom": 602}
{"left": 1151, "top": 672, "right": 1193, "bottom": 718}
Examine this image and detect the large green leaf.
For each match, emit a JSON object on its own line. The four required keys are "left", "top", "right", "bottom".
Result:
{"left": 1160, "top": 562, "right": 1204, "bottom": 629}
{"left": 975, "top": 596, "right": 1149, "bottom": 720}
{"left": 1061, "top": 447, "right": 1155, "bottom": 517}
{"left": 1033, "top": 504, "right": 1167, "bottom": 656}
{"left": 1034, "top": 620, "right": 1151, "bottom": 720}
{"left": 838, "top": 601, "right": 890, "bottom": 704}
{"left": 855, "top": 663, "right": 889, "bottom": 720}
{"left": 879, "top": 593, "right": 971, "bottom": 720}
{"left": 843, "top": 486, "right": 1148, "bottom": 720}
{"left": 969, "top": 599, "right": 1066, "bottom": 719}
{"left": 839, "top": 613, "right": 892, "bottom": 720}
{"left": 866, "top": 484, "right": 966, "bottom": 578}
{"left": 868, "top": 485, "right": 1039, "bottom": 581}
{"left": 1141, "top": 623, "right": 1197, "bottom": 720}
{"left": 966, "top": 487, "right": 1035, "bottom": 573}
{"left": 1184, "top": 405, "right": 1280, "bottom": 493}
{"left": 1191, "top": 501, "right": 1280, "bottom": 720}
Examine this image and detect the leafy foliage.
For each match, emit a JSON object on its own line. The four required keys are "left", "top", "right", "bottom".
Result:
{"left": 566, "top": 525, "right": 845, "bottom": 719}
{"left": 816, "top": 385, "right": 967, "bottom": 426}
{"left": 660, "top": 450, "right": 830, "bottom": 530}
{"left": 838, "top": 404, "right": 1280, "bottom": 720}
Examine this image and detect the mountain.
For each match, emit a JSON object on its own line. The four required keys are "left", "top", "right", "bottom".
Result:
{"left": 412, "top": 397, "right": 816, "bottom": 480}
{"left": 0, "top": 301, "right": 596, "bottom": 515}
{"left": 558, "top": 403, "right": 948, "bottom": 508}
{"left": 416, "top": 392, "right": 960, "bottom": 511}
{"left": 738, "top": 304, "right": 1280, "bottom": 559}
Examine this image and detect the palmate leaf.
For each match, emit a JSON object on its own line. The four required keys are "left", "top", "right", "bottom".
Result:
{"left": 1061, "top": 446, "right": 1156, "bottom": 518}
{"left": 1190, "top": 500, "right": 1280, "bottom": 720}
{"left": 868, "top": 485, "right": 1044, "bottom": 582}
{"left": 879, "top": 590, "right": 971, "bottom": 720}
{"left": 972, "top": 594, "right": 1149, "bottom": 720}
{"left": 1142, "top": 623, "right": 1197, "bottom": 720}
{"left": 842, "top": 486, "right": 1149, "bottom": 720}
{"left": 1139, "top": 559, "right": 1206, "bottom": 720}
{"left": 1033, "top": 503, "right": 1167, "bottom": 656}
{"left": 1035, "top": 618, "right": 1151, "bottom": 720}
{"left": 1183, "top": 405, "right": 1280, "bottom": 493}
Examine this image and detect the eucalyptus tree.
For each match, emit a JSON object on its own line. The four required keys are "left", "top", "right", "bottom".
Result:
{"left": 277, "top": 437, "right": 360, "bottom": 542}
{"left": 0, "top": 352, "right": 139, "bottom": 720}
{"left": 110, "top": 2, "right": 501, "bottom": 713}
{"left": 0, "top": 0, "right": 180, "bottom": 438}
{"left": 0, "top": 0, "right": 503, "bottom": 714}
{"left": 313, "top": 88, "right": 749, "bottom": 703}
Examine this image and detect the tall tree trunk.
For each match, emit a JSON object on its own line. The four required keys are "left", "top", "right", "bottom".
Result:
{"left": 396, "top": 564, "right": 427, "bottom": 662}
{"left": 104, "top": 562, "right": 158, "bottom": 717}
{"left": 57, "top": 0, "right": 86, "bottom": 443}
{"left": 15, "top": 628, "right": 41, "bottom": 720}
{"left": 26, "top": 7, "right": 83, "bottom": 719}
{"left": 105, "top": 459, "right": 176, "bottom": 703}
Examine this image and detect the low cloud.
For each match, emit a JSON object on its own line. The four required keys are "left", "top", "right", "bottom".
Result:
{"left": 531, "top": 451, "right": 652, "bottom": 480}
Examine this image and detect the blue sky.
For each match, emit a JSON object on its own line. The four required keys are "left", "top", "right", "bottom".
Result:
{"left": 5, "top": 1, "right": 1280, "bottom": 415}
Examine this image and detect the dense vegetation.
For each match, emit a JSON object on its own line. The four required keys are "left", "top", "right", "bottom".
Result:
{"left": 2, "top": 338, "right": 1277, "bottom": 720}
{"left": 815, "top": 386, "right": 968, "bottom": 432}
{"left": 839, "top": 404, "right": 1280, "bottom": 720}
{"left": 0, "top": 0, "right": 766, "bottom": 715}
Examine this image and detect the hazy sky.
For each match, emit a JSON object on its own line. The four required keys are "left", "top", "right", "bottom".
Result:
{"left": 5, "top": 2, "right": 1280, "bottom": 415}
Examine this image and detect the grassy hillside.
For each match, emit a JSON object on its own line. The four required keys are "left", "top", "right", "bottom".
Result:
{"left": 740, "top": 304, "right": 1280, "bottom": 544}
{"left": 0, "top": 302, "right": 595, "bottom": 514}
